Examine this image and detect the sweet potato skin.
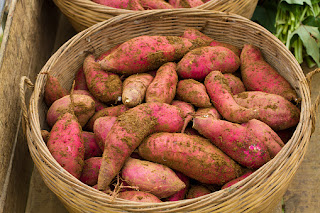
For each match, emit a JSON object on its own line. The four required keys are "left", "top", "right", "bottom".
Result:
{"left": 99, "top": 35, "right": 194, "bottom": 75}
{"left": 118, "top": 191, "right": 162, "bottom": 203}
{"left": 165, "top": 171, "right": 190, "bottom": 201}
{"left": 171, "top": 100, "right": 195, "bottom": 133}
{"left": 221, "top": 171, "right": 254, "bottom": 189}
{"left": 140, "top": 0, "right": 174, "bottom": 9}
{"left": 80, "top": 157, "right": 101, "bottom": 186}
{"left": 194, "top": 107, "right": 222, "bottom": 120}
{"left": 223, "top": 73, "right": 246, "bottom": 95}
{"left": 240, "top": 44, "right": 298, "bottom": 102}
{"left": 73, "top": 90, "right": 107, "bottom": 112}
{"left": 47, "top": 112, "right": 84, "bottom": 179}
{"left": 193, "top": 116, "right": 271, "bottom": 169}
{"left": 176, "top": 46, "right": 240, "bottom": 80}
{"left": 46, "top": 94, "right": 95, "bottom": 127}
{"left": 122, "top": 73, "right": 153, "bottom": 107}
{"left": 44, "top": 74, "right": 69, "bottom": 106}
{"left": 83, "top": 54, "right": 122, "bottom": 104}
{"left": 176, "top": 79, "right": 212, "bottom": 108}
{"left": 121, "top": 158, "right": 186, "bottom": 198}
{"left": 145, "top": 62, "right": 178, "bottom": 104}
{"left": 186, "top": 185, "right": 211, "bottom": 199}
{"left": 138, "top": 132, "right": 243, "bottom": 185}
{"left": 74, "top": 67, "right": 89, "bottom": 91}
{"left": 97, "top": 103, "right": 184, "bottom": 190}
{"left": 93, "top": 116, "right": 117, "bottom": 150}
{"left": 82, "top": 131, "right": 102, "bottom": 159}
{"left": 209, "top": 40, "right": 241, "bottom": 57}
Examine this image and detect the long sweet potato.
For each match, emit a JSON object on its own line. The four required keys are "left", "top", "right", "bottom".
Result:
{"left": 74, "top": 67, "right": 89, "bottom": 91}
{"left": 93, "top": 116, "right": 117, "bottom": 150}
{"left": 44, "top": 74, "right": 69, "bottom": 106}
{"left": 80, "top": 157, "right": 101, "bottom": 186}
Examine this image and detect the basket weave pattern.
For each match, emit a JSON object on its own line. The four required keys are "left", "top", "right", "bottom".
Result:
{"left": 21, "top": 9, "right": 317, "bottom": 213}
{"left": 53, "top": 0, "right": 258, "bottom": 32}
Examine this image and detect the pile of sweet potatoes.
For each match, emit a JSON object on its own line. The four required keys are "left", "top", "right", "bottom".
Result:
{"left": 42, "top": 28, "right": 301, "bottom": 203}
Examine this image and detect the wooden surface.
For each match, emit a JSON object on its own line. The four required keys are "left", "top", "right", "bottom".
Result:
{"left": 0, "top": 0, "right": 62, "bottom": 212}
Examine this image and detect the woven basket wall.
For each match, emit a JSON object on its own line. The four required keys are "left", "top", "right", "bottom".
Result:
{"left": 53, "top": 0, "right": 258, "bottom": 32}
{"left": 20, "top": 9, "right": 317, "bottom": 213}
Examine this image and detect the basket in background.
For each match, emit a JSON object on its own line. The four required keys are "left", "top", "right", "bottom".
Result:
{"left": 20, "top": 9, "right": 319, "bottom": 213}
{"left": 53, "top": 0, "right": 258, "bottom": 32}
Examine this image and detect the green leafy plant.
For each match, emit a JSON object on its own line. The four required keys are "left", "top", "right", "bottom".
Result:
{"left": 252, "top": 0, "right": 320, "bottom": 68}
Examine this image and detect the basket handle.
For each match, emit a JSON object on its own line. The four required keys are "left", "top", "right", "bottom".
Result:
{"left": 19, "top": 76, "right": 35, "bottom": 135}
{"left": 306, "top": 68, "right": 320, "bottom": 133}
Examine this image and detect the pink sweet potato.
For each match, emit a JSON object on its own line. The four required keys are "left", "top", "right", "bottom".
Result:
{"left": 122, "top": 73, "right": 154, "bottom": 107}
{"left": 181, "top": 28, "right": 213, "bottom": 46}
{"left": 73, "top": 90, "right": 107, "bottom": 112}
{"left": 209, "top": 40, "right": 241, "bottom": 57}
{"left": 176, "top": 46, "right": 240, "bottom": 80}
{"left": 145, "top": 62, "right": 178, "bottom": 104}
{"left": 85, "top": 104, "right": 129, "bottom": 131}
{"left": 234, "top": 91, "right": 300, "bottom": 131}
{"left": 223, "top": 73, "right": 246, "bottom": 95}
{"left": 74, "top": 67, "right": 89, "bottom": 91}
{"left": 47, "top": 112, "right": 85, "bottom": 179}
{"left": 44, "top": 74, "right": 69, "bottom": 106}
{"left": 96, "top": 44, "right": 121, "bottom": 62}
{"left": 46, "top": 94, "right": 95, "bottom": 127}
{"left": 171, "top": 100, "right": 195, "bottom": 133}
{"left": 204, "top": 71, "right": 258, "bottom": 123}
{"left": 193, "top": 116, "right": 271, "bottom": 169}
{"left": 80, "top": 157, "right": 101, "bottom": 186}
{"left": 140, "top": 0, "right": 174, "bottom": 9}
{"left": 118, "top": 191, "right": 162, "bottom": 203}
{"left": 165, "top": 171, "right": 190, "bottom": 201}
{"left": 221, "top": 171, "right": 254, "bottom": 189}
{"left": 83, "top": 54, "right": 122, "bottom": 104}
{"left": 82, "top": 131, "right": 102, "bottom": 159}
{"left": 93, "top": 116, "right": 117, "bottom": 150}
{"left": 240, "top": 44, "right": 298, "bottom": 102}
{"left": 99, "top": 35, "right": 194, "bottom": 75}
{"left": 138, "top": 133, "right": 243, "bottom": 185}
{"left": 193, "top": 107, "right": 222, "bottom": 120}
{"left": 121, "top": 157, "right": 186, "bottom": 198}
{"left": 92, "top": 0, "right": 144, "bottom": 10}
{"left": 186, "top": 185, "right": 211, "bottom": 199}
{"left": 97, "top": 102, "right": 184, "bottom": 190}
{"left": 176, "top": 79, "right": 212, "bottom": 108}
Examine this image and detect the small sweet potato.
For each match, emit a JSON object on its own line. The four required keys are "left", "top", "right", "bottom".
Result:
{"left": 80, "top": 157, "right": 101, "bottom": 186}
{"left": 99, "top": 35, "right": 194, "bottom": 75}
{"left": 223, "top": 73, "right": 246, "bottom": 95}
{"left": 145, "top": 62, "right": 178, "bottom": 104}
{"left": 221, "top": 171, "right": 254, "bottom": 189}
{"left": 73, "top": 90, "right": 107, "bottom": 112}
{"left": 186, "top": 185, "right": 211, "bottom": 199}
{"left": 122, "top": 73, "right": 153, "bottom": 107}
{"left": 83, "top": 54, "right": 122, "bottom": 104}
{"left": 176, "top": 46, "right": 241, "bottom": 80}
{"left": 47, "top": 112, "right": 85, "bottom": 179}
{"left": 44, "top": 74, "right": 69, "bottom": 106}
{"left": 121, "top": 158, "right": 186, "bottom": 198}
{"left": 82, "top": 131, "right": 102, "bottom": 159}
{"left": 93, "top": 116, "right": 117, "bottom": 150}
{"left": 240, "top": 44, "right": 298, "bottom": 102}
{"left": 176, "top": 79, "right": 212, "bottom": 108}
{"left": 46, "top": 94, "right": 95, "bottom": 127}
{"left": 138, "top": 132, "right": 243, "bottom": 185}
{"left": 118, "top": 191, "right": 162, "bottom": 203}
{"left": 74, "top": 67, "right": 89, "bottom": 91}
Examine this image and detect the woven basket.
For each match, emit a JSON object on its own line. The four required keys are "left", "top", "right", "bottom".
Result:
{"left": 53, "top": 0, "right": 258, "bottom": 32}
{"left": 20, "top": 9, "right": 319, "bottom": 213}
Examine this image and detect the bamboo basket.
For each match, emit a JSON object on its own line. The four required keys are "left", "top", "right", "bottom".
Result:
{"left": 53, "top": 0, "right": 258, "bottom": 32}
{"left": 20, "top": 9, "right": 319, "bottom": 213}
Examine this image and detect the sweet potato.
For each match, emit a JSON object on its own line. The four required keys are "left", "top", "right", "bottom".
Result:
{"left": 234, "top": 91, "right": 300, "bottom": 131}
{"left": 93, "top": 116, "right": 117, "bottom": 150}
{"left": 171, "top": 100, "right": 195, "bottom": 133}
{"left": 193, "top": 107, "right": 222, "bottom": 120}
{"left": 44, "top": 74, "right": 69, "bottom": 106}
{"left": 46, "top": 94, "right": 95, "bottom": 127}
{"left": 145, "top": 62, "right": 178, "bottom": 104}
{"left": 83, "top": 54, "right": 122, "bottom": 104}
{"left": 209, "top": 40, "right": 241, "bottom": 57}
{"left": 80, "top": 157, "right": 101, "bottom": 186}
{"left": 97, "top": 102, "right": 184, "bottom": 190}
{"left": 122, "top": 73, "right": 153, "bottom": 107}
{"left": 221, "top": 171, "right": 254, "bottom": 189}
{"left": 73, "top": 90, "right": 107, "bottom": 112}
{"left": 85, "top": 104, "right": 129, "bottom": 131}
{"left": 99, "top": 35, "right": 194, "bottom": 75}
{"left": 240, "top": 44, "right": 298, "bottom": 102}
{"left": 121, "top": 158, "right": 186, "bottom": 198}
{"left": 168, "top": 0, "right": 203, "bottom": 8}
{"left": 74, "top": 67, "right": 89, "bottom": 91}
{"left": 204, "top": 71, "right": 258, "bottom": 123}
{"left": 223, "top": 73, "right": 246, "bottom": 95}
{"left": 140, "top": 0, "right": 174, "bottom": 9}
{"left": 186, "top": 185, "right": 211, "bottom": 199}
{"left": 82, "top": 131, "right": 102, "bottom": 159}
{"left": 92, "top": 0, "right": 144, "bottom": 10}
{"left": 96, "top": 44, "right": 121, "bottom": 62}
{"left": 118, "top": 191, "right": 162, "bottom": 203}
{"left": 193, "top": 116, "right": 271, "bottom": 169}
{"left": 138, "top": 132, "right": 243, "bottom": 185}
{"left": 47, "top": 112, "right": 84, "bottom": 179}
{"left": 176, "top": 46, "right": 240, "bottom": 80}
{"left": 176, "top": 79, "right": 212, "bottom": 108}
{"left": 165, "top": 171, "right": 190, "bottom": 201}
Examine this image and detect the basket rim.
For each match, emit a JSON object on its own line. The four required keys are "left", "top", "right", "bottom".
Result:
{"left": 25, "top": 9, "right": 312, "bottom": 212}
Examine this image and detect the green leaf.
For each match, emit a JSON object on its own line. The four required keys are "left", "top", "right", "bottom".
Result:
{"left": 251, "top": 4, "right": 277, "bottom": 33}
{"left": 288, "top": 25, "right": 320, "bottom": 67}
{"left": 280, "top": 0, "right": 318, "bottom": 15}
{"left": 303, "top": 16, "right": 320, "bottom": 28}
